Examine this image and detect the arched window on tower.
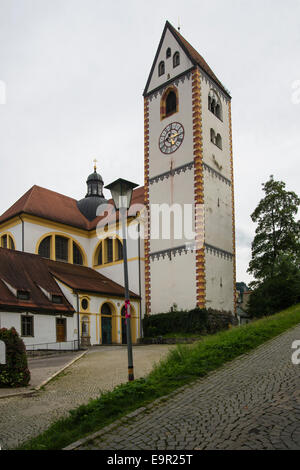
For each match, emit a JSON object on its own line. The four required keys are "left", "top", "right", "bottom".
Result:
{"left": 160, "top": 86, "right": 178, "bottom": 120}
{"left": 210, "top": 128, "right": 216, "bottom": 144}
{"left": 166, "top": 91, "right": 177, "bottom": 116}
{"left": 158, "top": 61, "right": 165, "bottom": 77}
{"left": 208, "top": 90, "right": 222, "bottom": 120}
{"left": 173, "top": 51, "right": 180, "bottom": 68}
{"left": 166, "top": 48, "right": 171, "bottom": 58}
{"left": 216, "top": 133, "right": 222, "bottom": 150}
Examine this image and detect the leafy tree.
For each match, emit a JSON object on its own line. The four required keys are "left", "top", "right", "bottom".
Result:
{"left": 247, "top": 176, "right": 300, "bottom": 317}
{"left": 248, "top": 175, "right": 300, "bottom": 286}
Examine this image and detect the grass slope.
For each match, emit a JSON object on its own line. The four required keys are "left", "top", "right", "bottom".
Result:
{"left": 18, "top": 304, "right": 300, "bottom": 450}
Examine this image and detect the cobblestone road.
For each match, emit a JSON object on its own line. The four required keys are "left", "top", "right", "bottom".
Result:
{"left": 0, "top": 345, "right": 173, "bottom": 449}
{"left": 76, "top": 325, "right": 300, "bottom": 450}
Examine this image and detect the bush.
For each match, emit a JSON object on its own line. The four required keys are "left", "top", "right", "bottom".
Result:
{"left": 0, "top": 327, "right": 30, "bottom": 388}
{"left": 143, "top": 308, "right": 236, "bottom": 338}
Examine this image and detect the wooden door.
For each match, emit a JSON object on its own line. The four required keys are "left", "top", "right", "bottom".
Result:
{"left": 56, "top": 318, "right": 66, "bottom": 342}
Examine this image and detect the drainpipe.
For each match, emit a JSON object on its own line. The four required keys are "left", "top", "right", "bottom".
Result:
{"left": 19, "top": 215, "right": 24, "bottom": 251}
{"left": 138, "top": 223, "right": 143, "bottom": 338}
{"left": 76, "top": 292, "right": 80, "bottom": 351}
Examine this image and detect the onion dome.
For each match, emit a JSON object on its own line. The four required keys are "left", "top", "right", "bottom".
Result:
{"left": 77, "top": 161, "right": 107, "bottom": 221}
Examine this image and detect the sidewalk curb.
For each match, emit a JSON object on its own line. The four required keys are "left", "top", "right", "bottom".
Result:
{"left": 0, "top": 350, "right": 87, "bottom": 400}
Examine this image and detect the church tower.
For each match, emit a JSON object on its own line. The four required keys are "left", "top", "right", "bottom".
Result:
{"left": 144, "top": 21, "right": 236, "bottom": 315}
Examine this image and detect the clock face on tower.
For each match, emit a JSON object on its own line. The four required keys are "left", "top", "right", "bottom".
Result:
{"left": 159, "top": 122, "right": 184, "bottom": 155}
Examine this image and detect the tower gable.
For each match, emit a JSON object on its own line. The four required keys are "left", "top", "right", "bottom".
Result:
{"left": 144, "top": 22, "right": 193, "bottom": 96}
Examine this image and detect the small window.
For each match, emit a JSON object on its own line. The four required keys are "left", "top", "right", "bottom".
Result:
{"left": 21, "top": 315, "right": 34, "bottom": 337}
{"left": 39, "top": 236, "right": 51, "bottom": 259}
{"left": 17, "top": 290, "right": 30, "bottom": 301}
{"left": 173, "top": 51, "right": 180, "bottom": 68}
{"left": 52, "top": 295, "right": 63, "bottom": 304}
{"left": 166, "top": 48, "right": 171, "bottom": 58}
{"left": 73, "top": 242, "right": 83, "bottom": 266}
{"left": 158, "top": 61, "right": 165, "bottom": 77}
{"left": 81, "top": 299, "right": 89, "bottom": 311}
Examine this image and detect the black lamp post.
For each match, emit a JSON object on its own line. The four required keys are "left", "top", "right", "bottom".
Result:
{"left": 105, "top": 178, "right": 138, "bottom": 382}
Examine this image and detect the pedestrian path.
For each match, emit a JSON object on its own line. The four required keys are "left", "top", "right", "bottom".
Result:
{"left": 0, "top": 345, "right": 173, "bottom": 449}
{"left": 69, "top": 325, "right": 300, "bottom": 451}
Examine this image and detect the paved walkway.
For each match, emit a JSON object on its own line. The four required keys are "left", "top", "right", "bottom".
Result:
{"left": 0, "top": 351, "right": 85, "bottom": 398}
{"left": 0, "top": 345, "right": 174, "bottom": 449}
{"left": 72, "top": 325, "right": 300, "bottom": 451}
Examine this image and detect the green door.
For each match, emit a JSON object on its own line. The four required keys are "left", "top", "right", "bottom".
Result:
{"left": 101, "top": 317, "right": 112, "bottom": 345}
{"left": 121, "top": 317, "right": 127, "bottom": 345}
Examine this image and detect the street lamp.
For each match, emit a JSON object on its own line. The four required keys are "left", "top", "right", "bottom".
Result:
{"left": 105, "top": 178, "right": 138, "bottom": 382}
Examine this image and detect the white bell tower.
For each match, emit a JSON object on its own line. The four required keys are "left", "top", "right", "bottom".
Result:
{"left": 144, "top": 21, "right": 236, "bottom": 316}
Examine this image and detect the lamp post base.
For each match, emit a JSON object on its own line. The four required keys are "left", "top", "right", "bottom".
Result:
{"left": 128, "top": 367, "right": 134, "bottom": 382}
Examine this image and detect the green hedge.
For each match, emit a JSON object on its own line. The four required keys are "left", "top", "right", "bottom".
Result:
{"left": 143, "top": 308, "right": 236, "bottom": 338}
{"left": 0, "top": 327, "right": 30, "bottom": 388}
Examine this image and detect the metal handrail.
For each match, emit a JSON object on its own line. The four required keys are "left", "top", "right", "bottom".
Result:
{"left": 26, "top": 340, "right": 80, "bottom": 357}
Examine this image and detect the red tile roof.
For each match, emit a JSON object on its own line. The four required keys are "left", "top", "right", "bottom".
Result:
{"left": 0, "top": 248, "right": 139, "bottom": 313}
{"left": 0, "top": 185, "right": 145, "bottom": 231}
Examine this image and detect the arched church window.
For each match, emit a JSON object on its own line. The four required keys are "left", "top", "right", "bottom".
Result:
{"left": 73, "top": 242, "right": 83, "bottom": 265}
{"left": 210, "top": 128, "right": 216, "bottom": 144}
{"left": 96, "top": 242, "right": 103, "bottom": 266}
{"left": 116, "top": 239, "right": 123, "bottom": 261}
{"left": 55, "top": 236, "right": 68, "bottom": 262}
{"left": 105, "top": 238, "right": 113, "bottom": 264}
{"left": 38, "top": 236, "right": 51, "bottom": 259}
{"left": 166, "top": 48, "right": 171, "bottom": 58}
{"left": 0, "top": 234, "right": 15, "bottom": 250}
{"left": 158, "top": 61, "right": 165, "bottom": 77}
{"left": 173, "top": 51, "right": 180, "bottom": 68}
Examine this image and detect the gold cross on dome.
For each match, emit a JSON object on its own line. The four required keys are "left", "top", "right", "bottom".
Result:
{"left": 93, "top": 158, "right": 98, "bottom": 171}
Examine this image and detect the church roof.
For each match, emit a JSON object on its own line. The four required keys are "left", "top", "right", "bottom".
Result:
{"left": 0, "top": 248, "right": 75, "bottom": 314}
{"left": 144, "top": 21, "right": 230, "bottom": 98}
{"left": 0, "top": 184, "right": 145, "bottom": 231}
{"left": 0, "top": 248, "right": 139, "bottom": 313}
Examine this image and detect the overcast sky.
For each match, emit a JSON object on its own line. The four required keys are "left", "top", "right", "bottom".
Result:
{"left": 0, "top": 0, "right": 299, "bottom": 284}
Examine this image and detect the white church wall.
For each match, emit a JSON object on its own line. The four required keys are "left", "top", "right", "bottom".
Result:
{"left": 203, "top": 171, "right": 233, "bottom": 253}
{"left": 205, "top": 251, "right": 234, "bottom": 313}
{"left": 150, "top": 250, "right": 197, "bottom": 314}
